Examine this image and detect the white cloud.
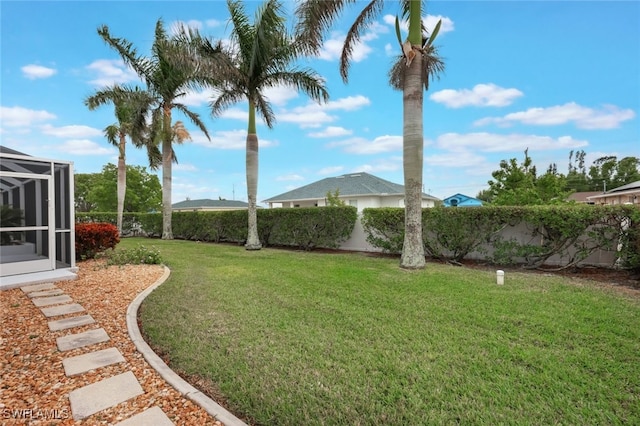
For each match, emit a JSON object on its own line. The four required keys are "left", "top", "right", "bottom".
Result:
{"left": 384, "top": 43, "right": 395, "bottom": 56}
{"left": 57, "top": 140, "right": 113, "bottom": 155}
{"left": 41, "top": 124, "right": 102, "bottom": 138}
{"left": 276, "top": 174, "right": 305, "bottom": 182}
{"left": 170, "top": 20, "right": 203, "bottom": 34}
{"left": 278, "top": 109, "right": 335, "bottom": 128}
{"left": 86, "top": 59, "right": 140, "bottom": 86}
{"left": 192, "top": 129, "right": 276, "bottom": 150}
{"left": 430, "top": 84, "right": 523, "bottom": 108}
{"left": 308, "top": 126, "right": 353, "bottom": 138}
{"left": 180, "top": 89, "right": 218, "bottom": 107}
{"left": 424, "top": 151, "right": 486, "bottom": 168}
{"left": 21, "top": 64, "right": 56, "bottom": 79}
{"left": 0, "top": 106, "right": 56, "bottom": 127}
{"left": 318, "top": 166, "right": 344, "bottom": 175}
{"left": 264, "top": 86, "right": 300, "bottom": 107}
{"left": 435, "top": 132, "right": 589, "bottom": 152}
{"left": 206, "top": 19, "right": 222, "bottom": 28}
{"left": 220, "top": 107, "right": 249, "bottom": 121}
{"left": 423, "top": 15, "right": 455, "bottom": 35}
{"left": 383, "top": 14, "right": 455, "bottom": 36}
{"left": 324, "top": 95, "right": 371, "bottom": 111}
{"left": 353, "top": 157, "right": 401, "bottom": 173}
{"left": 317, "top": 23, "right": 387, "bottom": 63}
{"left": 327, "top": 135, "right": 402, "bottom": 154}
{"left": 174, "top": 163, "right": 198, "bottom": 172}
{"left": 474, "top": 102, "right": 636, "bottom": 129}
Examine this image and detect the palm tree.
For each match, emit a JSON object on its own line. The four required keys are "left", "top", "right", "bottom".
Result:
{"left": 85, "top": 86, "right": 160, "bottom": 233}
{"left": 97, "top": 20, "right": 212, "bottom": 239}
{"left": 194, "top": 0, "right": 329, "bottom": 250}
{"left": 296, "top": 0, "right": 444, "bottom": 269}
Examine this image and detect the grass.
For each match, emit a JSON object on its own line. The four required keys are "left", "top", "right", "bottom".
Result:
{"left": 122, "top": 238, "right": 640, "bottom": 425}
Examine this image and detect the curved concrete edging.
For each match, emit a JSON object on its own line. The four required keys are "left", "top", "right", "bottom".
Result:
{"left": 126, "top": 266, "right": 247, "bottom": 426}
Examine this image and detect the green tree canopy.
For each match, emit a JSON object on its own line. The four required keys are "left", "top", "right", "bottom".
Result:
{"left": 75, "top": 164, "right": 161, "bottom": 213}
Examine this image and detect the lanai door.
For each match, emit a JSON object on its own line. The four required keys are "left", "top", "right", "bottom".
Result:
{"left": 0, "top": 170, "right": 56, "bottom": 276}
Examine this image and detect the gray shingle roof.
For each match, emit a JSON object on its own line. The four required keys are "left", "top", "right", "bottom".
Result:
{"left": 606, "top": 180, "right": 640, "bottom": 193}
{"left": 263, "top": 172, "right": 438, "bottom": 202}
{"left": 172, "top": 199, "right": 249, "bottom": 209}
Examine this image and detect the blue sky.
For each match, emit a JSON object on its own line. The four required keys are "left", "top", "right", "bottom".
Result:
{"left": 1, "top": 1, "right": 638, "bottom": 204}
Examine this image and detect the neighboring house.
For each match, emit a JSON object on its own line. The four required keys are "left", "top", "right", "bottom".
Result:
{"left": 0, "top": 146, "right": 77, "bottom": 289}
{"left": 263, "top": 172, "right": 440, "bottom": 212}
{"left": 586, "top": 181, "right": 640, "bottom": 205}
{"left": 172, "top": 199, "right": 250, "bottom": 212}
{"left": 567, "top": 191, "right": 601, "bottom": 204}
{"left": 443, "top": 193, "right": 483, "bottom": 207}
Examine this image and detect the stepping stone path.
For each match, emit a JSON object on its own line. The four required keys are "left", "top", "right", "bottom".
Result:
{"left": 20, "top": 282, "right": 175, "bottom": 424}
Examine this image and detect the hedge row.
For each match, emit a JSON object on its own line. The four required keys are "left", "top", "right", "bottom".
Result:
{"left": 362, "top": 205, "right": 640, "bottom": 269}
{"left": 77, "top": 207, "right": 358, "bottom": 251}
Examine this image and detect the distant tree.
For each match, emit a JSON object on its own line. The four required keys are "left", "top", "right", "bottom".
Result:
{"left": 326, "top": 189, "right": 346, "bottom": 206}
{"left": 77, "top": 164, "right": 161, "bottom": 213}
{"left": 475, "top": 188, "right": 493, "bottom": 204}
{"left": 85, "top": 86, "right": 160, "bottom": 232}
{"left": 74, "top": 173, "right": 99, "bottom": 212}
{"left": 588, "top": 155, "right": 640, "bottom": 191}
{"left": 488, "top": 149, "right": 540, "bottom": 205}
{"left": 536, "top": 163, "right": 571, "bottom": 204}
{"left": 565, "top": 149, "right": 590, "bottom": 192}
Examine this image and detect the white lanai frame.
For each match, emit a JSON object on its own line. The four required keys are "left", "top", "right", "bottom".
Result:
{"left": 0, "top": 147, "right": 76, "bottom": 280}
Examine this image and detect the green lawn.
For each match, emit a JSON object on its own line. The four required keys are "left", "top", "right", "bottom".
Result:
{"left": 123, "top": 238, "right": 640, "bottom": 425}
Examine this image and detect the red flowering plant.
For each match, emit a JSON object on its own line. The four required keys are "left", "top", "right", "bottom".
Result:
{"left": 75, "top": 222, "right": 120, "bottom": 260}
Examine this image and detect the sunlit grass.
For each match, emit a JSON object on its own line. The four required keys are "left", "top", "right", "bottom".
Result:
{"left": 125, "top": 238, "right": 640, "bottom": 425}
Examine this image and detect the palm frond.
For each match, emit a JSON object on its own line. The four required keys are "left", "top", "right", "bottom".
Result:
{"left": 340, "top": 0, "right": 384, "bottom": 83}
{"left": 173, "top": 103, "right": 210, "bottom": 140}
{"left": 104, "top": 124, "right": 119, "bottom": 146}
{"left": 388, "top": 45, "right": 445, "bottom": 91}
{"left": 294, "top": 0, "right": 352, "bottom": 55}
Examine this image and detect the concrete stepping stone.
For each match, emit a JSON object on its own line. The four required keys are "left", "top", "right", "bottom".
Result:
{"left": 57, "top": 328, "right": 110, "bottom": 352}
{"left": 63, "top": 347, "right": 126, "bottom": 376}
{"left": 21, "top": 282, "right": 57, "bottom": 293}
{"left": 114, "top": 406, "right": 174, "bottom": 426}
{"left": 48, "top": 314, "right": 96, "bottom": 331}
{"left": 32, "top": 294, "right": 73, "bottom": 307}
{"left": 28, "top": 288, "right": 64, "bottom": 298}
{"left": 41, "top": 303, "right": 84, "bottom": 318}
{"left": 69, "top": 371, "right": 143, "bottom": 420}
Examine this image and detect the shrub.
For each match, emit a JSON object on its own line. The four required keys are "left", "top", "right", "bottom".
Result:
{"left": 103, "top": 244, "right": 163, "bottom": 266}
{"left": 75, "top": 222, "right": 120, "bottom": 260}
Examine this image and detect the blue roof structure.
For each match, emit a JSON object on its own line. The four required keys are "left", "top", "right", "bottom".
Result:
{"left": 443, "top": 193, "right": 483, "bottom": 207}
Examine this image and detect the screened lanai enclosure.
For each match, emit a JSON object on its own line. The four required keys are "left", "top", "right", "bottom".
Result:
{"left": 0, "top": 146, "right": 76, "bottom": 288}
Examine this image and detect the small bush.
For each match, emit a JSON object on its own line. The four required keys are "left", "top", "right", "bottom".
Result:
{"left": 75, "top": 222, "right": 120, "bottom": 260}
{"left": 103, "top": 244, "right": 163, "bottom": 266}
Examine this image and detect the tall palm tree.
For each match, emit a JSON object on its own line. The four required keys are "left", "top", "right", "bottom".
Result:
{"left": 195, "top": 0, "right": 329, "bottom": 250}
{"left": 85, "top": 86, "right": 160, "bottom": 233}
{"left": 296, "top": 0, "right": 444, "bottom": 269}
{"left": 97, "top": 20, "right": 212, "bottom": 239}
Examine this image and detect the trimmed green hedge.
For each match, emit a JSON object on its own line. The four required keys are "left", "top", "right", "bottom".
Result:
{"left": 362, "top": 205, "right": 640, "bottom": 269}
{"left": 78, "top": 207, "right": 358, "bottom": 251}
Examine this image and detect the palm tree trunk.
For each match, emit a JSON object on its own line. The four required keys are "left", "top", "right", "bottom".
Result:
{"left": 400, "top": 0, "right": 426, "bottom": 269}
{"left": 116, "top": 133, "right": 127, "bottom": 234}
{"left": 245, "top": 102, "right": 262, "bottom": 250}
{"left": 161, "top": 103, "right": 173, "bottom": 240}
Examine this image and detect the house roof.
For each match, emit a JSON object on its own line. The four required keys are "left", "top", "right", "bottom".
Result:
{"left": 587, "top": 180, "right": 640, "bottom": 201}
{"left": 172, "top": 199, "right": 249, "bottom": 209}
{"left": 606, "top": 180, "right": 640, "bottom": 193}
{"left": 443, "top": 193, "right": 483, "bottom": 207}
{"left": 263, "top": 172, "right": 439, "bottom": 203}
{"left": 567, "top": 191, "right": 602, "bottom": 203}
